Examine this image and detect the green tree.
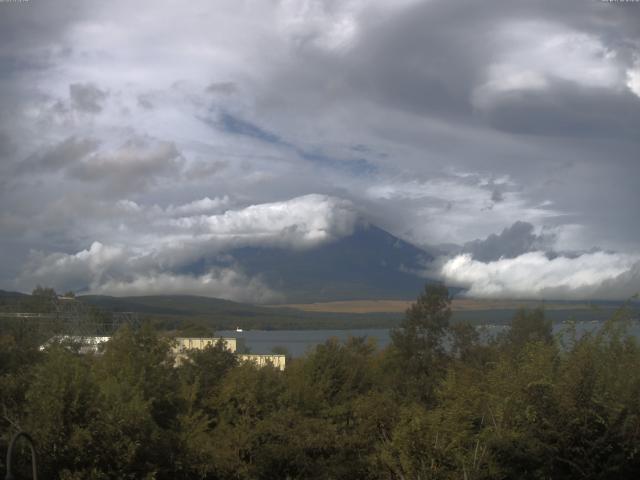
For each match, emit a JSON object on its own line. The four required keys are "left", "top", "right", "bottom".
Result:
{"left": 91, "top": 325, "right": 180, "bottom": 478}
{"left": 29, "top": 285, "right": 58, "bottom": 313}
{"left": 23, "top": 346, "right": 102, "bottom": 478}
{"left": 390, "top": 283, "right": 452, "bottom": 403}
{"left": 503, "top": 307, "right": 553, "bottom": 352}
{"left": 178, "top": 339, "right": 238, "bottom": 413}
{"left": 211, "top": 363, "right": 286, "bottom": 479}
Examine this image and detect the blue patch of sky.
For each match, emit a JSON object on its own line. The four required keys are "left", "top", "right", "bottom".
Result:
{"left": 219, "top": 112, "right": 284, "bottom": 145}
{"left": 297, "top": 149, "right": 378, "bottom": 176}
{"left": 351, "top": 144, "right": 370, "bottom": 153}
{"left": 207, "top": 111, "right": 377, "bottom": 176}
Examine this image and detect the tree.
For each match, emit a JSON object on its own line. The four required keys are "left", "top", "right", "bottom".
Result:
{"left": 178, "top": 339, "right": 238, "bottom": 415}
{"left": 390, "top": 283, "right": 452, "bottom": 403}
{"left": 29, "top": 285, "right": 58, "bottom": 314}
{"left": 91, "top": 325, "right": 180, "bottom": 478}
{"left": 31, "top": 285, "right": 57, "bottom": 299}
{"left": 502, "top": 308, "right": 553, "bottom": 353}
{"left": 23, "top": 346, "right": 102, "bottom": 478}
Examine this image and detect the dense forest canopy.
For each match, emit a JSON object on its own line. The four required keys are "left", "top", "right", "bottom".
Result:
{"left": 1, "top": 285, "right": 639, "bottom": 479}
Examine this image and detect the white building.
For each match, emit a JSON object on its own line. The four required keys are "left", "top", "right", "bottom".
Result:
{"left": 39, "top": 335, "right": 111, "bottom": 354}
{"left": 41, "top": 335, "right": 286, "bottom": 370}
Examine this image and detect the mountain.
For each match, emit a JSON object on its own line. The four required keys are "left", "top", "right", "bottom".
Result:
{"left": 190, "top": 224, "right": 436, "bottom": 303}
{"left": 0, "top": 289, "right": 30, "bottom": 311}
{"left": 0, "top": 289, "right": 28, "bottom": 299}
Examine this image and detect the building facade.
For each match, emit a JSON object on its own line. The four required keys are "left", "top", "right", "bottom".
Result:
{"left": 42, "top": 335, "right": 286, "bottom": 370}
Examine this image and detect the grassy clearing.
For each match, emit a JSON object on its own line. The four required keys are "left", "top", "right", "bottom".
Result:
{"left": 269, "top": 298, "right": 596, "bottom": 314}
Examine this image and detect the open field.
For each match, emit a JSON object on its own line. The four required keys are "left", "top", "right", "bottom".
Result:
{"left": 268, "top": 299, "right": 598, "bottom": 314}
{"left": 4, "top": 291, "right": 635, "bottom": 332}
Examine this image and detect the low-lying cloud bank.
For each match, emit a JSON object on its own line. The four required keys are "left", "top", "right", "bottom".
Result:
{"left": 160, "top": 194, "right": 358, "bottom": 250}
{"left": 440, "top": 251, "right": 640, "bottom": 300}
{"left": 17, "top": 241, "right": 284, "bottom": 303}
{"left": 91, "top": 270, "right": 282, "bottom": 304}
{"left": 15, "top": 198, "right": 640, "bottom": 302}
{"left": 15, "top": 194, "right": 359, "bottom": 302}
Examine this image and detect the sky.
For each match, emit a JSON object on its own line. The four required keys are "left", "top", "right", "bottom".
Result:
{"left": 1, "top": 0, "right": 639, "bottom": 301}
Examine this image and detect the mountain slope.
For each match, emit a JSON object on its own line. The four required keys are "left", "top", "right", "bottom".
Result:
{"left": 218, "top": 224, "right": 434, "bottom": 302}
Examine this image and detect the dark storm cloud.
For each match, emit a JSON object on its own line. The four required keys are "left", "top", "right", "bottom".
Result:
{"left": 478, "top": 83, "right": 640, "bottom": 138}
{"left": 273, "top": 1, "right": 636, "bottom": 152}
{"left": 462, "top": 221, "right": 556, "bottom": 262}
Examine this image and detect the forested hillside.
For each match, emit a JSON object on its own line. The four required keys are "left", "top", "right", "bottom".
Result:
{"left": 1, "top": 285, "right": 639, "bottom": 479}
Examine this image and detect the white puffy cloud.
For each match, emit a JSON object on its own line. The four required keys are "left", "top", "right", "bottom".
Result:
{"left": 276, "top": 0, "right": 361, "bottom": 51}
{"left": 163, "top": 194, "right": 358, "bottom": 248}
{"left": 165, "top": 196, "right": 231, "bottom": 217}
{"left": 16, "top": 241, "right": 280, "bottom": 302}
{"left": 18, "top": 242, "right": 128, "bottom": 293}
{"left": 627, "top": 62, "right": 640, "bottom": 98}
{"left": 440, "top": 251, "right": 640, "bottom": 300}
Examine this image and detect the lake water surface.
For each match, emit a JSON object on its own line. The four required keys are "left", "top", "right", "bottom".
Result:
{"left": 219, "top": 320, "right": 640, "bottom": 357}
{"left": 217, "top": 328, "right": 392, "bottom": 357}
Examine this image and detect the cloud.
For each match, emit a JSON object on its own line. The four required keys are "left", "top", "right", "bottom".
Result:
{"left": 440, "top": 251, "right": 640, "bottom": 300}
{"left": 18, "top": 240, "right": 280, "bottom": 302}
{"left": 17, "top": 136, "right": 99, "bottom": 174}
{"left": 137, "top": 94, "right": 154, "bottom": 110}
{"left": 206, "top": 82, "right": 238, "bottom": 95}
{"left": 1, "top": 0, "right": 640, "bottom": 300}
{"left": 472, "top": 21, "right": 622, "bottom": 109}
{"left": 364, "top": 176, "right": 562, "bottom": 247}
{"left": 69, "top": 82, "right": 108, "bottom": 113}
{"left": 91, "top": 270, "right": 282, "bottom": 303}
{"left": 627, "top": 62, "right": 640, "bottom": 98}
{"left": 18, "top": 242, "right": 128, "bottom": 293}
{"left": 163, "top": 194, "right": 359, "bottom": 248}
{"left": 14, "top": 194, "right": 359, "bottom": 301}
{"left": 462, "top": 221, "right": 555, "bottom": 262}
{"left": 0, "top": 130, "right": 16, "bottom": 158}
{"left": 66, "top": 137, "right": 182, "bottom": 192}
{"left": 165, "top": 196, "right": 231, "bottom": 217}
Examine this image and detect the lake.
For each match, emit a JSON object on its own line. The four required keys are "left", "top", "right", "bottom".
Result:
{"left": 218, "top": 320, "right": 640, "bottom": 357}
{"left": 217, "top": 328, "right": 391, "bottom": 357}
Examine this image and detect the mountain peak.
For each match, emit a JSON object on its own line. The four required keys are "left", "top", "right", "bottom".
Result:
{"left": 217, "top": 223, "right": 435, "bottom": 303}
